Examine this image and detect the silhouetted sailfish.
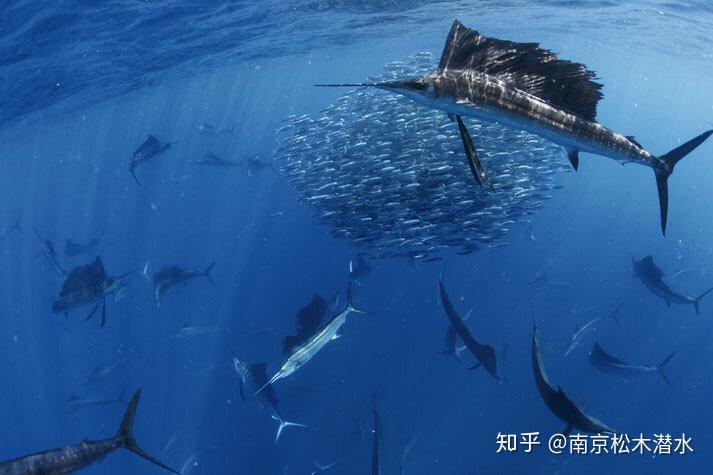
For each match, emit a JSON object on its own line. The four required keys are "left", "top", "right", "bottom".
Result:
{"left": 318, "top": 20, "right": 713, "bottom": 234}
{"left": 52, "top": 256, "right": 135, "bottom": 328}
{"left": 129, "top": 135, "right": 181, "bottom": 186}
{"left": 437, "top": 278, "right": 502, "bottom": 383}
{"left": 564, "top": 301, "right": 624, "bottom": 357}
{"left": 589, "top": 342, "right": 676, "bottom": 386}
{"left": 64, "top": 221, "right": 114, "bottom": 257}
{"left": 193, "top": 152, "right": 240, "bottom": 168}
{"left": 33, "top": 226, "right": 66, "bottom": 278}
{"left": 531, "top": 306, "right": 616, "bottom": 435}
{"left": 633, "top": 255, "right": 713, "bottom": 314}
{"left": 153, "top": 262, "right": 215, "bottom": 305}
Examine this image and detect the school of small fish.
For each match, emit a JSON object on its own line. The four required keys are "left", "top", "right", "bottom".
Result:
{"left": 275, "top": 53, "right": 570, "bottom": 259}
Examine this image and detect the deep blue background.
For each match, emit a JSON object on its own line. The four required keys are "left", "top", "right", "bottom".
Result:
{"left": 1, "top": 1, "right": 713, "bottom": 474}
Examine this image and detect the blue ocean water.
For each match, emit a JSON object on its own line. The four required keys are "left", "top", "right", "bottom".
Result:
{"left": 1, "top": 1, "right": 713, "bottom": 474}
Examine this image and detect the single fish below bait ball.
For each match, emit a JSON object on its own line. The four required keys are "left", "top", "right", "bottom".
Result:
{"left": 276, "top": 53, "right": 569, "bottom": 260}
{"left": 589, "top": 342, "right": 676, "bottom": 386}
{"left": 256, "top": 283, "right": 367, "bottom": 393}
{"left": 633, "top": 255, "right": 713, "bottom": 314}
{"left": 319, "top": 20, "right": 712, "bottom": 235}
{"left": 531, "top": 309, "right": 617, "bottom": 435}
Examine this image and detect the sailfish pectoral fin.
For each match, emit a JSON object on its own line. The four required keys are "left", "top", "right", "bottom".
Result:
{"left": 81, "top": 303, "right": 101, "bottom": 324}
{"left": 238, "top": 380, "right": 246, "bottom": 401}
{"left": 100, "top": 298, "right": 107, "bottom": 328}
{"left": 564, "top": 148, "right": 579, "bottom": 171}
{"left": 455, "top": 115, "right": 493, "bottom": 189}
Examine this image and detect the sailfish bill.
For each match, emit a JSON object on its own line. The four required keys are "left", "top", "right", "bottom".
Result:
{"left": 318, "top": 20, "right": 713, "bottom": 235}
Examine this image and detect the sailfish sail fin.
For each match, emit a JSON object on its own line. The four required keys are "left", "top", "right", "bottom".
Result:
{"left": 282, "top": 294, "right": 329, "bottom": 356}
{"left": 439, "top": 20, "right": 603, "bottom": 121}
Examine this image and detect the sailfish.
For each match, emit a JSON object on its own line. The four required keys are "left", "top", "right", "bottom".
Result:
{"left": 255, "top": 284, "right": 367, "bottom": 394}
{"left": 129, "top": 135, "right": 179, "bottom": 186}
{"left": 531, "top": 306, "right": 617, "bottom": 435}
{"left": 318, "top": 19, "right": 712, "bottom": 234}
{"left": 0, "top": 388, "right": 177, "bottom": 474}
{"left": 52, "top": 256, "right": 135, "bottom": 328}
{"left": 438, "top": 278, "right": 502, "bottom": 383}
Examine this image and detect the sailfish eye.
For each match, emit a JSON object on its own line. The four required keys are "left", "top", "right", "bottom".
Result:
{"left": 407, "top": 80, "right": 428, "bottom": 91}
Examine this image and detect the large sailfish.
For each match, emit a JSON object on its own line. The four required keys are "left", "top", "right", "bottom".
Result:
{"left": 319, "top": 20, "right": 712, "bottom": 234}
{"left": 0, "top": 389, "right": 177, "bottom": 474}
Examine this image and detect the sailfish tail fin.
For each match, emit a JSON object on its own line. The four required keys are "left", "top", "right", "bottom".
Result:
{"left": 129, "top": 164, "right": 141, "bottom": 187}
{"left": 655, "top": 129, "right": 713, "bottom": 235}
{"left": 272, "top": 414, "right": 307, "bottom": 443}
{"left": 695, "top": 287, "right": 713, "bottom": 314}
{"left": 657, "top": 351, "right": 676, "bottom": 386}
{"left": 117, "top": 389, "right": 179, "bottom": 473}
{"left": 346, "top": 281, "right": 370, "bottom": 315}
{"left": 204, "top": 262, "right": 216, "bottom": 286}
